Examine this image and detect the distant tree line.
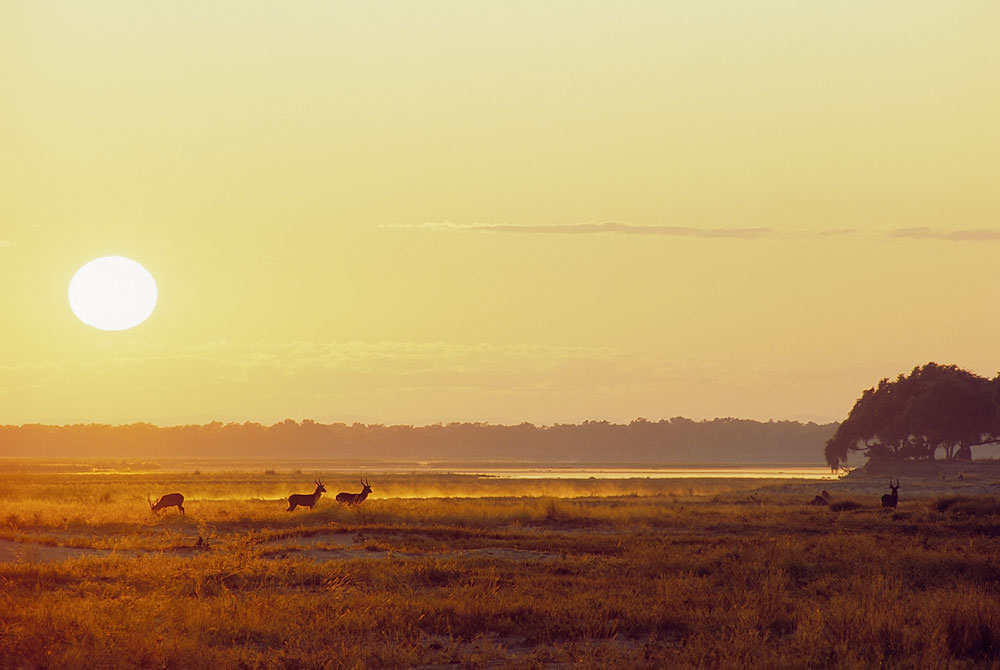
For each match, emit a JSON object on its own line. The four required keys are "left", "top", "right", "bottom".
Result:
{"left": 825, "top": 363, "right": 1000, "bottom": 470}
{"left": 0, "top": 417, "right": 835, "bottom": 464}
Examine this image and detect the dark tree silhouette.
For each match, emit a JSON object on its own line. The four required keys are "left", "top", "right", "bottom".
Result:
{"left": 825, "top": 363, "right": 999, "bottom": 469}
{"left": 0, "top": 416, "right": 835, "bottom": 464}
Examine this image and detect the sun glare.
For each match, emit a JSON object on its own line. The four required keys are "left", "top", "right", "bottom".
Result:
{"left": 68, "top": 256, "right": 158, "bottom": 331}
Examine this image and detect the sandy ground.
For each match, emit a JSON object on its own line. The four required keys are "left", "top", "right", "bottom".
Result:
{"left": 0, "top": 540, "right": 108, "bottom": 563}
{"left": 0, "top": 528, "right": 560, "bottom": 565}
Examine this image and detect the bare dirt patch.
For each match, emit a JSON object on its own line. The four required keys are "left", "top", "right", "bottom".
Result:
{"left": 0, "top": 527, "right": 560, "bottom": 564}
{"left": 0, "top": 538, "right": 110, "bottom": 563}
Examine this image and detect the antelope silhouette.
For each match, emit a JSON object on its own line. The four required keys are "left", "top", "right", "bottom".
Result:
{"left": 809, "top": 490, "right": 832, "bottom": 506}
{"left": 287, "top": 480, "right": 326, "bottom": 511}
{"left": 148, "top": 493, "right": 185, "bottom": 515}
{"left": 881, "top": 479, "right": 900, "bottom": 508}
{"left": 336, "top": 479, "right": 372, "bottom": 507}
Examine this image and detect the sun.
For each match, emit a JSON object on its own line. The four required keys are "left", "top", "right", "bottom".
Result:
{"left": 68, "top": 256, "right": 158, "bottom": 331}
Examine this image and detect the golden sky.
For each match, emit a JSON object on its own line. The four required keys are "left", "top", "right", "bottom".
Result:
{"left": 3, "top": 2, "right": 999, "bottom": 426}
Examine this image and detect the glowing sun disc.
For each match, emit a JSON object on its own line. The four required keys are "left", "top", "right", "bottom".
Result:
{"left": 69, "top": 256, "right": 158, "bottom": 331}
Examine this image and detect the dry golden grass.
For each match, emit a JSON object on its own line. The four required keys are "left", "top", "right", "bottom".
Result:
{"left": 2, "top": 467, "right": 1000, "bottom": 669}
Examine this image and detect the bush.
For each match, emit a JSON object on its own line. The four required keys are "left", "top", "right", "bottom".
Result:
{"left": 937, "top": 496, "right": 1000, "bottom": 518}
{"left": 934, "top": 496, "right": 963, "bottom": 513}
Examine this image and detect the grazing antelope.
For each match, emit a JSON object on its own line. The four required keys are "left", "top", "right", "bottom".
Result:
{"left": 148, "top": 492, "right": 185, "bottom": 515}
{"left": 287, "top": 480, "right": 326, "bottom": 511}
{"left": 881, "top": 479, "right": 900, "bottom": 508}
{"left": 336, "top": 479, "right": 372, "bottom": 507}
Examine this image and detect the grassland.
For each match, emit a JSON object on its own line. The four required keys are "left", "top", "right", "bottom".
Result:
{"left": 2, "top": 465, "right": 1000, "bottom": 669}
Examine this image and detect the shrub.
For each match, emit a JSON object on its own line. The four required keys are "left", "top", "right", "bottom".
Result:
{"left": 936, "top": 496, "right": 1000, "bottom": 517}
{"left": 934, "top": 496, "right": 963, "bottom": 512}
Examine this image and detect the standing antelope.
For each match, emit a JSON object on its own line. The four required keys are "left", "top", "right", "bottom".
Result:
{"left": 336, "top": 479, "right": 372, "bottom": 507}
{"left": 148, "top": 493, "right": 185, "bottom": 515}
{"left": 287, "top": 480, "right": 326, "bottom": 511}
{"left": 881, "top": 479, "right": 900, "bottom": 508}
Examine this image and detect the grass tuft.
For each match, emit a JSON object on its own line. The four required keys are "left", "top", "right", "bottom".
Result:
{"left": 936, "top": 495, "right": 1000, "bottom": 518}
{"left": 829, "top": 500, "right": 865, "bottom": 512}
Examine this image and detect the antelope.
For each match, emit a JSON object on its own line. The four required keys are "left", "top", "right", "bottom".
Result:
{"left": 881, "top": 479, "right": 900, "bottom": 508}
{"left": 808, "top": 490, "right": 832, "bottom": 506}
{"left": 287, "top": 480, "right": 326, "bottom": 511}
{"left": 336, "top": 479, "right": 372, "bottom": 507}
{"left": 148, "top": 492, "right": 185, "bottom": 515}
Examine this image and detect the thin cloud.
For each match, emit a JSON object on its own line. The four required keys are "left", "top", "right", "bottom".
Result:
{"left": 0, "top": 340, "right": 633, "bottom": 404}
{"left": 177, "top": 340, "right": 621, "bottom": 372}
{"left": 0, "top": 240, "right": 15, "bottom": 248}
{"left": 384, "top": 222, "right": 774, "bottom": 239}
{"left": 888, "top": 227, "right": 1000, "bottom": 241}
{"left": 811, "top": 228, "right": 859, "bottom": 238}
{"left": 383, "top": 222, "right": 863, "bottom": 240}
{"left": 387, "top": 221, "right": 1000, "bottom": 242}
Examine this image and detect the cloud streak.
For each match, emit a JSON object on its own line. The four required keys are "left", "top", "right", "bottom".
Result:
{"left": 384, "top": 222, "right": 776, "bottom": 239}
{"left": 0, "top": 340, "right": 655, "bottom": 425}
{"left": 386, "top": 222, "right": 1000, "bottom": 242}
{"left": 887, "top": 227, "right": 1000, "bottom": 241}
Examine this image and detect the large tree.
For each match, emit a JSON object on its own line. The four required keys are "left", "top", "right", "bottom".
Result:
{"left": 825, "top": 363, "right": 999, "bottom": 469}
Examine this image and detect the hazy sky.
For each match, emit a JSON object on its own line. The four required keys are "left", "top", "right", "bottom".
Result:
{"left": 3, "top": 2, "right": 999, "bottom": 426}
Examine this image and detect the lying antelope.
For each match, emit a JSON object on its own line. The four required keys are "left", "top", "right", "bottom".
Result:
{"left": 336, "top": 479, "right": 372, "bottom": 507}
{"left": 287, "top": 480, "right": 326, "bottom": 511}
{"left": 881, "top": 479, "right": 900, "bottom": 508}
{"left": 148, "top": 492, "right": 185, "bottom": 515}
{"left": 809, "top": 490, "right": 832, "bottom": 506}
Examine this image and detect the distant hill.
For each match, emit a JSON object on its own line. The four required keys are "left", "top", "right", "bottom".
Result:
{"left": 0, "top": 418, "right": 837, "bottom": 465}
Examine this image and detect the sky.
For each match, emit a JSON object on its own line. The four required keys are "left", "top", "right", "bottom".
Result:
{"left": 2, "top": 1, "right": 999, "bottom": 427}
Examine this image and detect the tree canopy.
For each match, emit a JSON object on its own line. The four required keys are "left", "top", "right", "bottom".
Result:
{"left": 824, "top": 363, "right": 1000, "bottom": 469}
